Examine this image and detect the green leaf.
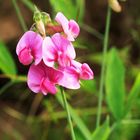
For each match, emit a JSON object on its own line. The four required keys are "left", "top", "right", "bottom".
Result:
{"left": 75, "top": 0, "right": 85, "bottom": 22}
{"left": 0, "top": 41, "right": 17, "bottom": 75}
{"left": 49, "top": 0, "right": 84, "bottom": 22}
{"left": 92, "top": 118, "right": 110, "bottom": 140}
{"left": 81, "top": 80, "right": 96, "bottom": 94}
{"left": 125, "top": 73, "right": 140, "bottom": 115}
{"left": 88, "top": 53, "right": 103, "bottom": 64}
{"left": 56, "top": 91, "right": 92, "bottom": 140}
{"left": 105, "top": 48, "right": 125, "bottom": 120}
{"left": 74, "top": 127, "right": 86, "bottom": 140}
{"left": 88, "top": 47, "right": 129, "bottom": 65}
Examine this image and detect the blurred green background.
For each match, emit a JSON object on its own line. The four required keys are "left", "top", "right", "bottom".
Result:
{"left": 0, "top": 0, "right": 140, "bottom": 140}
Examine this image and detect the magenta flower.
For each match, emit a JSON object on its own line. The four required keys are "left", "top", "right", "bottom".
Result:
{"left": 72, "top": 60, "right": 94, "bottom": 80}
{"left": 16, "top": 31, "right": 43, "bottom": 65}
{"left": 16, "top": 11, "right": 94, "bottom": 95}
{"left": 27, "top": 62, "right": 63, "bottom": 95}
{"left": 42, "top": 33, "right": 76, "bottom": 67}
{"left": 59, "top": 60, "right": 94, "bottom": 89}
{"left": 55, "top": 12, "right": 80, "bottom": 41}
{"left": 59, "top": 66, "right": 80, "bottom": 89}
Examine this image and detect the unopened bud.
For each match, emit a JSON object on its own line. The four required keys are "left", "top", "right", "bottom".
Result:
{"left": 36, "top": 20, "right": 46, "bottom": 37}
{"left": 41, "top": 12, "right": 51, "bottom": 25}
{"left": 33, "top": 6, "right": 42, "bottom": 22}
{"left": 108, "top": 0, "right": 122, "bottom": 13}
{"left": 33, "top": 6, "right": 46, "bottom": 37}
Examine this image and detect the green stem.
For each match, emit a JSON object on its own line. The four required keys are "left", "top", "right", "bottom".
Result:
{"left": 0, "top": 74, "right": 27, "bottom": 82}
{"left": 12, "top": 0, "right": 27, "bottom": 32}
{"left": 80, "top": 23, "right": 104, "bottom": 40}
{"left": 20, "top": 0, "right": 34, "bottom": 12}
{"left": 96, "top": 6, "right": 111, "bottom": 127}
{"left": 0, "top": 81, "right": 15, "bottom": 95}
{"left": 60, "top": 87, "right": 76, "bottom": 140}
{"left": 122, "top": 120, "right": 140, "bottom": 124}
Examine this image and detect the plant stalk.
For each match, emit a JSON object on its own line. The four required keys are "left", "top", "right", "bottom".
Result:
{"left": 96, "top": 6, "right": 111, "bottom": 128}
{"left": 60, "top": 87, "right": 76, "bottom": 140}
{"left": 12, "top": 0, "right": 27, "bottom": 32}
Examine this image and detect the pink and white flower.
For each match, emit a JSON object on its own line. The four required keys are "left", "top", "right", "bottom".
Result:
{"left": 59, "top": 60, "right": 94, "bottom": 89}
{"left": 16, "top": 31, "right": 43, "bottom": 65}
{"left": 27, "top": 62, "right": 63, "bottom": 95}
{"left": 42, "top": 33, "right": 76, "bottom": 67}
{"left": 72, "top": 60, "right": 94, "bottom": 80}
{"left": 55, "top": 12, "right": 80, "bottom": 41}
{"left": 16, "top": 12, "right": 94, "bottom": 95}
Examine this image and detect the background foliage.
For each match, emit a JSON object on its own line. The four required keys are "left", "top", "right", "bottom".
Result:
{"left": 0, "top": 0, "right": 140, "bottom": 140}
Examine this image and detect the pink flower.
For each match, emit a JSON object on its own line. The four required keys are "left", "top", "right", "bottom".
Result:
{"left": 27, "top": 62, "right": 63, "bottom": 95}
{"left": 42, "top": 33, "right": 76, "bottom": 67}
{"left": 55, "top": 12, "right": 80, "bottom": 41}
{"left": 72, "top": 60, "right": 94, "bottom": 80}
{"left": 16, "top": 31, "right": 43, "bottom": 65}
{"left": 59, "top": 66, "right": 80, "bottom": 89}
{"left": 16, "top": 11, "right": 94, "bottom": 95}
{"left": 59, "top": 60, "right": 94, "bottom": 89}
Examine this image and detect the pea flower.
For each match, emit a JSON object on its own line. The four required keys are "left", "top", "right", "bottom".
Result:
{"left": 16, "top": 10, "right": 94, "bottom": 95}
{"left": 16, "top": 31, "right": 43, "bottom": 65}
{"left": 59, "top": 60, "right": 94, "bottom": 89}
{"left": 55, "top": 12, "right": 80, "bottom": 41}
{"left": 72, "top": 60, "right": 94, "bottom": 80}
{"left": 27, "top": 62, "right": 63, "bottom": 95}
{"left": 42, "top": 33, "right": 76, "bottom": 67}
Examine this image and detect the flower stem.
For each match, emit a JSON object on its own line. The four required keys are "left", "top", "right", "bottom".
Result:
{"left": 80, "top": 23, "right": 104, "bottom": 40}
{"left": 0, "top": 81, "right": 15, "bottom": 95}
{"left": 12, "top": 0, "right": 27, "bottom": 32}
{"left": 60, "top": 87, "right": 76, "bottom": 140}
{"left": 96, "top": 6, "right": 111, "bottom": 128}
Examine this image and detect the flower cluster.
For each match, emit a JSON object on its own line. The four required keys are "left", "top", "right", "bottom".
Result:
{"left": 16, "top": 12, "right": 94, "bottom": 95}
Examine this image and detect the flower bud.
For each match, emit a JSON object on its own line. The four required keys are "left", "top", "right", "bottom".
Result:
{"left": 108, "top": 0, "right": 122, "bottom": 13}
{"left": 36, "top": 20, "right": 46, "bottom": 37}
{"left": 33, "top": 6, "right": 46, "bottom": 37}
{"left": 41, "top": 12, "right": 51, "bottom": 25}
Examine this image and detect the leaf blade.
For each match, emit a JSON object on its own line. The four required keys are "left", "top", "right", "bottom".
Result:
{"left": 125, "top": 73, "right": 140, "bottom": 115}
{"left": 105, "top": 48, "right": 125, "bottom": 120}
{"left": 92, "top": 118, "right": 110, "bottom": 140}
{"left": 49, "top": 0, "right": 84, "bottom": 22}
{"left": 0, "top": 42, "right": 17, "bottom": 75}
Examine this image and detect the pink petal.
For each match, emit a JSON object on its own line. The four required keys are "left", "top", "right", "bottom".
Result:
{"left": 16, "top": 31, "right": 43, "bottom": 65}
{"left": 52, "top": 33, "right": 69, "bottom": 51}
{"left": 30, "top": 33, "right": 43, "bottom": 65}
{"left": 55, "top": 12, "right": 80, "bottom": 41}
{"left": 42, "top": 37, "right": 57, "bottom": 67}
{"left": 52, "top": 33, "right": 76, "bottom": 60}
{"left": 72, "top": 60, "right": 94, "bottom": 80}
{"left": 58, "top": 53, "right": 71, "bottom": 67}
{"left": 27, "top": 63, "right": 45, "bottom": 93}
{"left": 45, "top": 66, "right": 63, "bottom": 84}
{"left": 80, "top": 63, "right": 94, "bottom": 80}
{"left": 18, "top": 47, "right": 33, "bottom": 65}
{"left": 59, "top": 67, "right": 80, "bottom": 89}
{"left": 68, "top": 20, "right": 80, "bottom": 38}
{"left": 66, "top": 33, "right": 75, "bottom": 41}
{"left": 40, "top": 78, "right": 57, "bottom": 95}
{"left": 43, "top": 33, "right": 75, "bottom": 67}
{"left": 27, "top": 62, "right": 63, "bottom": 95}
{"left": 55, "top": 12, "right": 69, "bottom": 34}
{"left": 66, "top": 43, "right": 76, "bottom": 59}
{"left": 72, "top": 60, "right": 82, "bottom": 69}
